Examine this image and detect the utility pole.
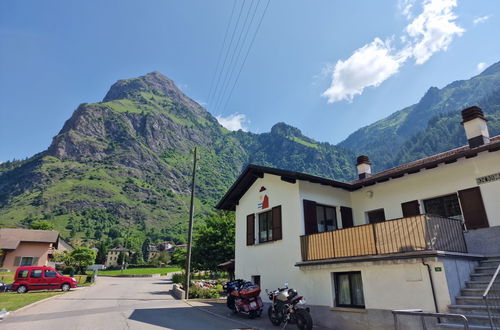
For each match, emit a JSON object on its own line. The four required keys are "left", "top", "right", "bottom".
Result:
{"left": 184, "top": 147, "right": 197, "bottom": 299}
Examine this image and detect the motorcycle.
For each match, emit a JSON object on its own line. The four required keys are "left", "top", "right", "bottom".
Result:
{"left": 266, "top": 283, "right": 313, "bottom": 330}
{"left": 223, "top": 279, "right": 264, "bottom": 318}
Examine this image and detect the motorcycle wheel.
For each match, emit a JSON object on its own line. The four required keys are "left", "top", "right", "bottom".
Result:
{"left": 295, "top": 309, "right": 313, "bottom": 330}
{"left": 267, "top": 306, "right": 282, "bottom": 326}
{"left": 227, "top": 296, "right": 237, "bottom": 313}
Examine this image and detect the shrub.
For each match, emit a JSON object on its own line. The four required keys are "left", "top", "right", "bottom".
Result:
{"left": 172, "top": 272, "right": 185, "bottom": 284}
{"left": 188, "top": 285, "right": 219, "bottom": 299}
{"left": 62, "top": 266, "right": 75, "bottom": 275}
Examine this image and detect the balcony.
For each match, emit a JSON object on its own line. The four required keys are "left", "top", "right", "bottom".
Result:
{"left": 300, "top": 214, "right": 467, "bottom": 261}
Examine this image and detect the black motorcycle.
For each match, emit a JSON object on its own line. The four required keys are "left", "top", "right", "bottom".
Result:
{"left": 266, "top": 283, "right": 313, "bottom": 330}
{"left": 224, "top": 279, "right": 263, "bottom": 318}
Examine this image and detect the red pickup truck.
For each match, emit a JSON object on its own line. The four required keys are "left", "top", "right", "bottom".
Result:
{"left": 11, "top": 266, "right": 78, "bottom": 293}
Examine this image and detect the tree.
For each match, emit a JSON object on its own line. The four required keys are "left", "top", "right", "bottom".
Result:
{"left": 53, "top": 250, "right": 74, "bottom": 265}
{"left": 117, "top": 251, "right": 126, "bottom": 267}
{"left": 142, "top": 238, "right": 151, "bottom": 262}
{"left": 30, "top": 220, "right": 54, "bottom": 230}
{"left": 95, "top": 241, "right": 108, "bottom": 264}
{"left": 191, "top": 211, "right": 235, "bottom": 271}
{"left": 71, "top": 246, "right": 97, "bottom": 274}
{"left": 171, "top": 248, "right": 186, "bottom": 267}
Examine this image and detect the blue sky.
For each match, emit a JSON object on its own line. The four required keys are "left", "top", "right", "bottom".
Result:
{"left": 1, "top": 0, "right": 499, "bottom": 162}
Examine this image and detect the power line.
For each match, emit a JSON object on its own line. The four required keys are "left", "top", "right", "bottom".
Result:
{"left": 206, "top": 1, "right": 237, "bottom": 104}
{"left": 220, "top": 0, "right": 270, "bottom": 114}
{"left": 212, "top": 0, "right": 257, "bottom": 112}
{"left": 208, "top": 0, "right": 247, "bottom": 107}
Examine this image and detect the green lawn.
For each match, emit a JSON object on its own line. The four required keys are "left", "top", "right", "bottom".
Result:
{"left": 0, "top": 291, "right": 64, "bottom": 311}
{"left": 98, "top": 267, "right": 181, "bottom": 276}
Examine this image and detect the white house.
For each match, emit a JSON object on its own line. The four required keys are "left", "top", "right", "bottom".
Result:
{"left": 216, "top": 106, "right": 500, "bottom": 329}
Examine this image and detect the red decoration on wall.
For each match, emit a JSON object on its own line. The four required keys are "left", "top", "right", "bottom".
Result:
{"left": 262, "top": 195, "right": 269, "bottom": 209}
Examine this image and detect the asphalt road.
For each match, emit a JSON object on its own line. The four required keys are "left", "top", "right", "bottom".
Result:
{"left": 0, "top": 276, "right": 263, "bottom": 330}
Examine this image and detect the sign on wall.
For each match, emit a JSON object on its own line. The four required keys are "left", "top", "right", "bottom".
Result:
{"left": 476, "top": 172, "right": 500, "bottom": 185}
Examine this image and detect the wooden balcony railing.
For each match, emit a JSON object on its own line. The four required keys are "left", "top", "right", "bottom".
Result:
{"left": 300, "top": 214, "right": 467, "bottom": 261}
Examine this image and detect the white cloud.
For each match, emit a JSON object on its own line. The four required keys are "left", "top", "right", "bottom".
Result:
{"left": 322, "top": 39, "right": 405, "bottom": 103}
{"left": 473, "top": 15, "right": 491, "bottom": 25}
{"left": 322, "top": 0, "right": 464, "bottom": 103}
{"left": 399, "top": 0, "right": 417, "bottom": 19}
{"left": 477, "top": 62, "right": 487, "bottom": 72}
{"left": 406, "top": 0, "right": 464, "bottom": 65}
{"left": 216, "top": 113, "right": 249, "bottom": 131}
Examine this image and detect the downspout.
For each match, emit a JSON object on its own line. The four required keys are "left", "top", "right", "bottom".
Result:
{"left": 422, "top": 259, "right": 439, "bottom": 314}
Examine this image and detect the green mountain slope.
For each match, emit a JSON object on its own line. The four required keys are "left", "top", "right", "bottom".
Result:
{"left": 339, "top": 61, "right": 500, "bottom": 171}
{"left": 0, "top": 72, "right": 355, "bottom": 244}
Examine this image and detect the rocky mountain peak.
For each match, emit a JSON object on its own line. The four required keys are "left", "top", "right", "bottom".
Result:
{"left": 102, "top": 71, "right": 207, "bottom": 117}
{"left": 271, "top": 122, "right": 303, "bottom": 137}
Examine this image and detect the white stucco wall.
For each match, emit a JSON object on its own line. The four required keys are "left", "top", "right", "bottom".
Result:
{"left": 351, "top": 151, "right": 500, "bottom": 227}
{"left": 298, "top": 181, "right": 352, "bottom": 229}
{"left": 299, "top": 258, "right": 451, "bottom": 311}
{"left": 235, "top": 174, "right": 304, "bottom": 300}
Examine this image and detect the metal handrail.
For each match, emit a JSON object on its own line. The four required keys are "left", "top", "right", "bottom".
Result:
{"left": 483, "top": 264, "right": 500, "bottom": 330}
{"left": 392, "top": 309, "right": 469, "bottom": 330}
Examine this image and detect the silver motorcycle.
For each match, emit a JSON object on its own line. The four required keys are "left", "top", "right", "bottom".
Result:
{"left": 266, "top": 283, "right": 313, "bottom": 330}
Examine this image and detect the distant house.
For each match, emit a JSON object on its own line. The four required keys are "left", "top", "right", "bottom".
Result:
{"left": 147, "top": 241, "right": 175, "bottom": 261}
{"left": 216, "top": 106, "right": 500, "bottom": 329}
{"left": 105, "top": 246, "right": 130, "bottom": 267}
{"left": 0, "top": 228, "right": 60, "bottom": 271}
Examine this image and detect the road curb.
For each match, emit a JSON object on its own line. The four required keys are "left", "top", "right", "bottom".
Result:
{"left": 6, "top": 282, "right": 94, "bottom": 317}
{"left": 8, "top": 291, "right": 70, "bottom": 316}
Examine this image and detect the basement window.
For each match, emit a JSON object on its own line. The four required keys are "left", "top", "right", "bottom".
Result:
{"left": 334, "top": 271, "right": 365, "bottom": 308}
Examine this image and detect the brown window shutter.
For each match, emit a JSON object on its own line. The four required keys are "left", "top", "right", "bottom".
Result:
{"left": 401, "top": 200, "right": 420, "bottom": 217}
{"left": 14, "top": 256, "right": 21, "bottom": 266}
{"left": 303, "top": 200, "right": 317, "bottom": 235}
{"left": 340, "top": 206, "right": 354, "bottom": 228}
{"left": 458, "top": 187, "right": 489, "bottom": 229}
{"left": 246, "top": 214, "right": 255, "bottom": 246}
{"left": 272, "top": 206, "right": 282, "bottom": 241}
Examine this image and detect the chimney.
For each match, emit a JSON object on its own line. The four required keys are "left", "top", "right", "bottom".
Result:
{"left": 356, "top": 155, "right": 372, "bottom": 179}
{"left": 461, "top": 106, "right": 490, "bottom": 148}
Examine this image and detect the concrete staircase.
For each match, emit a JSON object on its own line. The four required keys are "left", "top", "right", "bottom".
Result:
{"left": 440, "top": 257, "right": 500, "bottom": 329}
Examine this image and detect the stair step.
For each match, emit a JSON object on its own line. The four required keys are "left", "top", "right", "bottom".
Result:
{"left": 471, "top": 273, "right": 500, "bottom": 281}
{"left": 439, "top": 323, "right": 500, "bottom": 329}
{"left": 462, "top": 288, "right": 500, "bottom": 296}
{"left": 475, "top": 266, "right": 500, "bottom": 274}
{"left": 456, "top": 296, "right": 500, "bottom": 305}
{"left": 442, "top": 314, "right": 500, "bottom": 327}
{"left": 480, "top": 260, "right": 500, "bottom": 267}
{"left": 448, "top": 304, "right": 500, "bottom": 316}
{"left": 466, "top": 281, "right": 500, "bottom": 289}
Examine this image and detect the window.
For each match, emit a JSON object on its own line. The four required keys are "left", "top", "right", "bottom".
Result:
{"left": 249, "top": 206, "right": 282, "bottom": 245}
{"left": 259, "top": 210, "right": 273, "bottom": 243}
{"left": 20, "top": 257, "right": 34, "bottom": 266}
{"left": 31, "top": 269, "right": 43, "bottom": 278}
{"left": 367, "top": 209, "right": 386, "bottom": 224}
{"left": 18, "top": 270, "right": 29, "bottom": 278}
{"left": 45, "top": 270, "right": 57, "bottom": 278}
{"left": 304, "top": 200, "right": 340, "bottom": 234}
{"left": 251, "top": 275, "right": 261, "bottom": 287}
{"left": 424, "top": 194, "right": 462, "bottom": 220}
{"left": 316, "top": 205, "right": 337, "bottom": 232}
{"left": 334, "top": 272, "right": 365, "bottom": 308}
